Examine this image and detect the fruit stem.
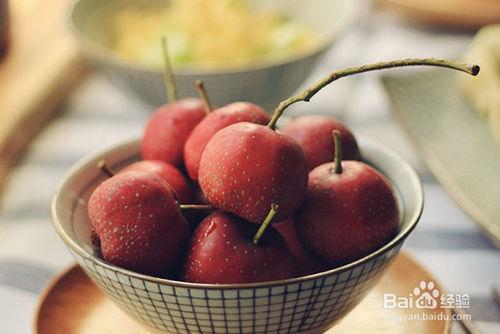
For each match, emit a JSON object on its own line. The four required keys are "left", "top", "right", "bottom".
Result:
{"left": 179, "top": 204, "right": 214, "bottom": 210}
{"left": 333, "top": 130, "right": 342, "bottom": 174}
{"left": 253, "top": 204, "right": 279, "bottom": 245}
{"left": 195, "top": 80, "right": 213, "bottom": 114}
{"left": 161, "top": 37, "right": 177, "bottom": 103}
{"left": 267, "top": 58, "right": 480, "bottom": 130}
{"left": 97, "top": 159, "right": 114, "bottom": 178}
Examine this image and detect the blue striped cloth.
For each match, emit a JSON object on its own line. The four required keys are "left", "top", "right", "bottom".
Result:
{"left": 0, "top": 10, "right": 498, "bottom": 334}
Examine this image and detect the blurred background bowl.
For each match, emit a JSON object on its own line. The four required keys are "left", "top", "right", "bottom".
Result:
{"left": 69, "top": 0, "right": 356, "bottom": 110}
{"left": 51, "top": 137, "right": 423, "bottom": 334}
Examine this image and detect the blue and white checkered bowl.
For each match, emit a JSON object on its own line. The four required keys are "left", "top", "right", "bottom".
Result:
{"left": 51, "top": 137, "right": 423, "bottom": 334}
{"left": 69, "top": 0, "right": 356, "bottom": 110}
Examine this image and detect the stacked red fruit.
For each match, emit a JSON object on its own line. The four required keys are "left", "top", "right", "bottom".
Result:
{"left": 87, "top": 94, "right": 399, "bottom": 282}
{"left": 87, "top": 56, "right": 478, "bottom": 283}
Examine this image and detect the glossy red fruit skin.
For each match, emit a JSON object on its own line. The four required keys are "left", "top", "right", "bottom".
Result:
{"left": 296, "top": 161, "right": 399, "bottom": 266}
{"left": 198, "top": 122, "right": 308, "bottom": 223}
{"left": 88, "top": 170, "right": 190, "bottom": 276}
{"left": 141, "top": 98, "right": 206, "bottom": 167}
{"left": 283, "top": 115, "right": 361, "bottom": 170}
{"left": 182, "top": 211, "right": 297, "bottom": 284}
{"left": 184, "top": 102, "right": 270, "bottom": 181}
{"left": 121, "top": 160, "right": 194, "bottom": 204}
{"left": 274, "top": 219, "right": 329, "bottom": 276}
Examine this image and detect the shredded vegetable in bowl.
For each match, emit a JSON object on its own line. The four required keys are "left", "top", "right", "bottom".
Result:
{"left": 111, "top": 0, "right": 320, "bottom": 69}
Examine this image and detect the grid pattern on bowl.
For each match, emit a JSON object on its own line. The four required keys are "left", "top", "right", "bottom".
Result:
{"left": 69, "top": 245, "right": 400, "bottom": 334}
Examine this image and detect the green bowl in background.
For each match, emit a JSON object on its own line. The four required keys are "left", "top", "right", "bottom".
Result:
{"left": 68, "top": 0, "right": 356, "bottom": 110}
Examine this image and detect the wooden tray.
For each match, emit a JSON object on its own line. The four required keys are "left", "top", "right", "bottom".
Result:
{"left": 34, "top": 252, "right": 451, "bottom": 334}
{"left": 378, "top": 0, "right": 500, "bottom": 29}
{"left": 0, "top": 0, "right": 85, "bottom": 193}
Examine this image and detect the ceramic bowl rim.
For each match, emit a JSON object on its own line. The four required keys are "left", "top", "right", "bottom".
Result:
{"left": 51, "top": 137, "right": 423, "bottom": 290}
{"left": 67, "top": 0, "right": 358, "bottom": 75}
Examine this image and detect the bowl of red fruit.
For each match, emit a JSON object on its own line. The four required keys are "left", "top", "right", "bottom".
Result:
{"left": 51, "top": 58, "right": 478, "bottom": 333}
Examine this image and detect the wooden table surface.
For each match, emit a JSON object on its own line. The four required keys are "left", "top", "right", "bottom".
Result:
{"left": 0, "top": 0, "right": 85, "bottom": 194}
